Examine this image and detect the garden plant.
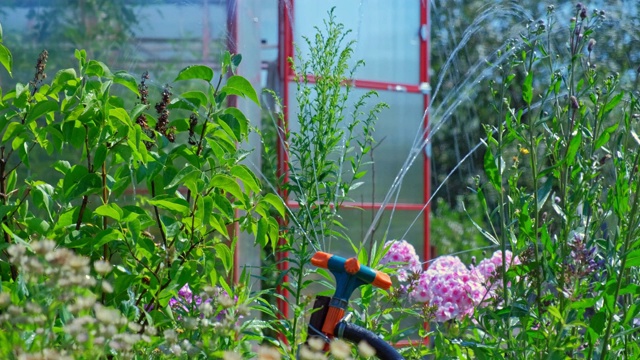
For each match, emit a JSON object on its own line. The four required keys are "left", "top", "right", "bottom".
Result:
{"left": 0, "top": 1, "right": 640, "bottom": 359}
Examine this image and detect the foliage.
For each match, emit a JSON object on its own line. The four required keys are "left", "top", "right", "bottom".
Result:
{"left": 260, "top": 8, "right": 388, "bottom": 356}
{"left": 0, "top": 33, "right": 283, "bottom": 357}
{"left": 424, "top": 4, "right": 640, "bottom": 358}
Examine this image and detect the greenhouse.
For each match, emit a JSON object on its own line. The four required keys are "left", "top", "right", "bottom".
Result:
{"left": 0, "top": 0, "right": 639, "bottom": 359}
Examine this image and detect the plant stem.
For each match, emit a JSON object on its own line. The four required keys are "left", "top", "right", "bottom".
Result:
{"left": 600, "top": 152, "right": 640, "bottom": 358}
{"left": 0, "top": 147, "right": 18, "bottom": 281}
{"left": 151, "top": 181, "right": 168, "bottom": 249}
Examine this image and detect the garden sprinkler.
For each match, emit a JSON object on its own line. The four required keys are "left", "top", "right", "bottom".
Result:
{"left": 307, "top": 251, "right": 397, "bottom": 354}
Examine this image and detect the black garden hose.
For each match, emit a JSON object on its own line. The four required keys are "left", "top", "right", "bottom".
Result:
{"left": 335, "top": 321, "right": 405, "bottom": 360}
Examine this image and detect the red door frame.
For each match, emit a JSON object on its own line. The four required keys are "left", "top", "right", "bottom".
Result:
{"left": 276, "top": 0, "right": 431, "bottom": 319}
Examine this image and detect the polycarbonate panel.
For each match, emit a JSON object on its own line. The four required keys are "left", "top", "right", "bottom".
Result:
{"left": 1, "top": 1, "right": 228, "bottom": 86}
{"left": 292, "top": 0, "right": 421, "bottom": 84}
{"left": 319, "top": 208, "right": 425, "bottom": 260}
{"left": 286, "top": 83, "right": 425, "bottom": 204}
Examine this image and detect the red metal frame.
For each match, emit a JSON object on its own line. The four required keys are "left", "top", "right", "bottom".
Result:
{"left": 420, "top": 0, "right": 432, "bottom": 269}
{"left": 226, "top": 0, "right": 240, "bottom": 285}
{"left": 276, "top": 0, "right": 431, "bottom": 338}
{"left": 276, "top": 0, "right": 294, "bottom": 324}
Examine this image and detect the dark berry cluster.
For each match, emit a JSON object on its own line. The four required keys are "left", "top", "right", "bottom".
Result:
{"left": 29, "top": 50, "right": 48, "bottom": 97}
{"left": 136, "top": 72, "right": 155, "bottom": 149}
{"left": 188, "top": 113, "right": 198, "bottom": 145}
{"left": 155, "top": 85, "right": 175, "bottom": 143}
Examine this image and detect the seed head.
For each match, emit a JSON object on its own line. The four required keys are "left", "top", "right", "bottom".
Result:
{"left": 570, "top": 96, "right": 579, "bottom": 109}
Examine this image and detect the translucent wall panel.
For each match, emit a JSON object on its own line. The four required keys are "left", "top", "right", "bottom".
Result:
{"left": 293, "top": 0, "right": 420, "bottom": 84}
{"left": 287, "top": 83, "right": 425, "bottom": 204}
{"left": 322, "top": 208, "right": 424, "bottom": 259}
{"left": 0, "top": 1, "right": 228, "bottom": 87}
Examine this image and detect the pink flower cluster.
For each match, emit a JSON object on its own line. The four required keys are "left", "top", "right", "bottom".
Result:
{"left": 379, "top": 240, "right": 422, "bottom": 281}
{"left": 381, "top": 241, "right": 519, "bottom": 322}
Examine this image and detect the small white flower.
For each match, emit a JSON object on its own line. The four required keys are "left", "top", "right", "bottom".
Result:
{"left": 308, "top": 336, "right": 325, "bottom": 352}
{"left": 357, "top": 340, "right": 376, "bottom": 358}
{"left": 330, "top": 339, "right": 352, "bottom": 359}
{"left": 31, "top": 239, "right": 56, "bottom": 255}
{"left": 171, "top": 344, "right": 182, "bottom": 356}
{"left": 164, "top": 329, "right": 178, "bottom": 344}
{"left": 257, "top": 345, "right": 282, "bottom": 360}
{"left": 218, "top": 293, "right": 235, "bottom": 308}
{"left": 0, "top": 292, "right": 11, "bottom": 308}
{"left": 128, "top": 322, "right": 142, "bottom": 333}
{"left": 200, "top": 301, "right": 214, "bottom": 317}
{"left": 223, "top": 351, "right": 242, "bottom": 360}
{"left": 102, "top": 281, "right": 114, "bottom": 293}
{"left": 7, "top": 243, "right": 27, "bottom": 264}
{"left": 94, "top": 260, "right": 112, "bottom": 275}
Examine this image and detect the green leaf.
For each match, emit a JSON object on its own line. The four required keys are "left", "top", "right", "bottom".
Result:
{"left": 256, "top": 217, "right": 268, "bottom": 247}
{"left": 625, "top": 248, "right": 640, "bottom": 268}
{"left": 18, "top": 141, "right": 29, "bottom": 168}
{"left": 94, "top": 203, "right": 124, "bottom": 222}
{"left": 231, "top": 165, "right": 261, "bottom": 193}
{"left": 223, "top": 107, "right": 249, "bottom": 138}
{"left": 2, "top": 122, "right": 24, "bottom": 142}
{"left": 211, "top": 174, "right": 244, "bottom": 201}
{"left": 483, "top": 147, "right": 501, "bottom": 192}
{"left": 602, "top": 92, "right": 624, "bottom": 115}
{"left": 223, "top": 75, "right": 260, "bottom": 106}
{"left": 231, "top": 53, "right": 242, "bottom": 67}
{"left": 589, "top": 311, "right": 606, "bottom": 335}
{"left": 566, "top": 131, "right": 582, "bottom": 166}
{"left": 594, "top": 122, "right": 618, "bottom": 149}
{"left": 32, "top": 182, "right": 54, "bottom": 221}
{"left": 165, "top": 166, "right": 200, "bottom": 190}
{"left": 462, "top": 202, "right": 498, "bottom": 245}
{"left": 268, "top": 216, "right": 279, "bottom": 251}
{"left": 94, "top": 144, "right": 108, "bottom": 169}
{"left": 86, "top": 60, "right": 111, "bottom": 77}
{"left": 149, "top": 196, "right": 190, "bottom": 215}
{"left": 0, "top": 43, "right": 12, "bottom": 77}
{"left": 174, "top": 65, "right": 214, "bottom": 82}
{"left": 26, "top": 100, "right": 58, "bottom": 124}
{"left": 213, "top": 243, "right": 233, "bottom": 272}
{"left": 522, "top": 71, "right": 533, "bottom": 105}
{"left": 0, "top": 22, "right": 3, "bottom": 42}
{"left": 51, "top": 68, "right": 79, "bottom": 90}
{"left": 109, "top": 107, "right": 131, "bottom": 126}
{"left": 94, "top": 228, "right": 123, "bottom": 247}
{"left": 113, "top": 71, "right": 139, "bottom": 96}
{"left": 547, "top": 306, "right": 564, "bottom": 324}
{"left": 536, "top": 177, "right": 553, "bottom": 212}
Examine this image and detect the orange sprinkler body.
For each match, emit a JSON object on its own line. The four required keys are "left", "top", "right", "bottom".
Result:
{"left": 310, "top": 252, "right": 391, "bottom": 336}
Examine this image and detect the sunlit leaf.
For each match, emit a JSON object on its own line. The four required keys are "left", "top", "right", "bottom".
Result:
{"left": 0, "top": 43, "right": 12, "bottom": 77}
{"left": 174, "top": 65, "right": 214, "bottom": 82}
{"left": 231, "top": 164, "right": 261, "bottom": 193}
{"left": 483, "top": 147, "right": 501, "bottom": 192}
{"left": 113, "top": 71, "right": 139, "bottom": 96}
{"left": 149, "top": 196, "right": 190, "bottom": 215}
{"left": 94, "top": 203, "right": 124, "bottom": 222}
{"left": 566, "top": 131, "right": 582, "bottom": 166}
{"left": 222, "top": 75, "right": 260, "bottom": 106}
{"left": 522, "top": 71, "right": 533, "bottom": 105}
{"left": 94, "top": 228, "right": 123, "bottom": 247}
{"left": 26, "top": 100, "right": 58, "bottom": 124}
{"left": 211, "top": 174, "right": 244, "bottom": 201}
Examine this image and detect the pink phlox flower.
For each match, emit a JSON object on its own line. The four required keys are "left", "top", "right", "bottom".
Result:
{"left": 409, "top": 255, "right": 485, "bottom": 322}
{"left": 380, "top": 240, "right": 422, "bottom": 281}
{"left": 472, "top": 250, "right": 520, "bottom": 303}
